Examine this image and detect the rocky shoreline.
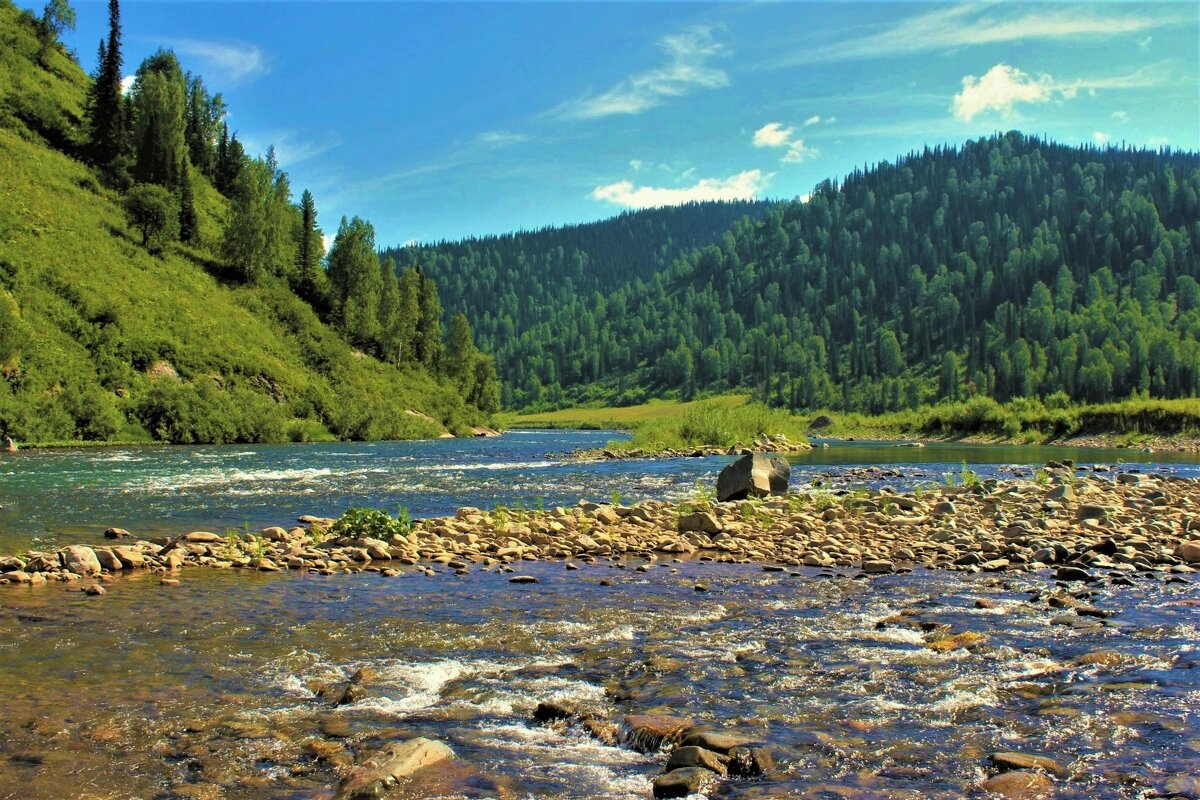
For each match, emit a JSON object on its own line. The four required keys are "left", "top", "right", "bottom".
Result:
{"left": 567, "top": 432, "right": 812, "bottom": 461}
{"left": 3, "top": 461, "right": 1197, "bottom": 593}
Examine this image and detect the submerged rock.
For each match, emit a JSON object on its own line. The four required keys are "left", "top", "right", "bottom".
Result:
{"left": 333, "top": 737, "right": 455, "bottom": 799}
{"left": 622, "top": 715, "right": 693, "bottom": 752}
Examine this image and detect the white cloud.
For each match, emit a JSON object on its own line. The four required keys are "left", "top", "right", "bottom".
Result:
{"left": 629, "top": 159, "right": 645, "bottom": 171}
{"left": 781, "top": 4, "right": 1187, "bottom": 66}
{"left": 120, "top": 75, "right": 135, "bottom": 95}
{"left": 555, "top": 26, "right": 729, "bottom": 119}
{"left": 160, "top": 38, "right": 267, "bottom": 82}
{"left": 753, "top": 122, "right": 793, "bottom": 148}
{"left": 475, "top": 131, "right": 531, "bottom": 147}
{"left": 781, "top": 140, "right": 818, "bottom": 163}
{"left": 753, "top": 122, "right": 819, "bottom": 163}
{"left": 1138, "top": 35, "right": 1153, "bottom": 51}
{"left": 953, "top": 62, "right": 1173, "bottom": 122}
{"left": 321, "top": 233, "right": 334, "bottom": 254}
{"left": 952, "top": 64, "right": 1053, "bottom": 122}
{"left": 1093, "top": 131, "right": 1110, "bottom": 144}
{"left": 801, "top": 115, "right": 836, "bottom": 127}
{"left": 592, "top": 169, "right": 770, "bottom": 209}
{"left": 1112, "top": 110, "right": 1130, "bottom": 123}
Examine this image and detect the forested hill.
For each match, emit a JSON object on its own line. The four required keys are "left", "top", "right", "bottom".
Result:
{"left": 0, "top": 0, "right": 495, "bottom": 444}
{"left": 380, "top": 200, "right": 772, "bottom": 374}
{"left": 482, "top": 132, "right": 1200, "bottom": 411}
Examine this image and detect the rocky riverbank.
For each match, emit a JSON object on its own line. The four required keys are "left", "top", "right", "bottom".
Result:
{"left": 569, "top": 432, "right": 812, "bottom": 461}
{"left": 2, "top": 463, "right": 1197, "bottom": 593}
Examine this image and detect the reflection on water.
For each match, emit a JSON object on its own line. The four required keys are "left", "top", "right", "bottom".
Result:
{"left": 0, "top": 562, "right": 1196, "bottom": 799}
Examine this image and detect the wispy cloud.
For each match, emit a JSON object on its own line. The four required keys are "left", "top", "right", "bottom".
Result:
{"left": 554, "top": 26, "right": 729, "bottom": 120}
{"left": 803, "top": 115, "right": 835, "bottom": 127}
{"left": 1093, "top": 131, "right": 1110, "bottom": 145}
{"left": 1112, "top": 110, "right": 1130, "bottom": 123}
{"left": 592, "top": 169, "right": 770, "bottom": 209}
{"left": 778, "top": 4, "right": 1187, "bottom": 66}
{"left": 952, "top": 62, "right": 1173, "bottom": 122}
{"left": 475, "top": 130, "right": 532, "bottom": 147}
{"left": 158, "top": 38, "right": 267, "bottom": 83}
{"left": 240, "top": 131, "right": 340, "bottom": 167}
{"left": 752, "top": 122, "right": 818, "bottom": 163}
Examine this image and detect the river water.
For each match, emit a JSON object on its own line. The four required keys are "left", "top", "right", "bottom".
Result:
{"left": 0, "top": 433, "right": 1198, "bottom": 799}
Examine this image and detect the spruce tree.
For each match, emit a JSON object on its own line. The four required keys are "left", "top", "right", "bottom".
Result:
{"left": 178, "top": 160, "right": 198, "bottom": 244}
{"left": 295, "top": 189, "right": 326, "bottom": 307}
{"left": 87, "top": 0, "right": 126, "bottom": 173}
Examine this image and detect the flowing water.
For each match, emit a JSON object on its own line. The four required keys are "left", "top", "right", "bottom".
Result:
{"left": 0, "top": 433, "right": 1198, "bottom": 799}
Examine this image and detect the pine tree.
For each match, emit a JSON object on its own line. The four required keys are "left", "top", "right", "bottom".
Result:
{"left": 416, "top": 272, "right": 443, "bottom": 372}
{"left": 295, "top": 189, "right": 326, "bottom": 307}
{"left": 177, "top": 160, "right": 198, "bottom": 244}
{"left": 87, "top": 0, "right": 126, "bottom": 175}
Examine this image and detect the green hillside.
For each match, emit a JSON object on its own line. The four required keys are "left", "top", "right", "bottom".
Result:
{"left": 469, "top": 132, "right": 1200, "bottom": 412}
{"left": 382, "top": 200, "right": 773, "bottom": 407}
{"left": 0, "top": 1, "right": 488, "bottom": 444}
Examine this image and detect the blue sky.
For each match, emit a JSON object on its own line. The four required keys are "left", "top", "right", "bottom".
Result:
{"left": 50, "top": 1, "right": 1200, "bottom": 246}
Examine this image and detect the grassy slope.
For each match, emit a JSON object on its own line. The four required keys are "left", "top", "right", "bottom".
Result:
{"left": 0, "top": 4, "right": 479, "bottom": 445}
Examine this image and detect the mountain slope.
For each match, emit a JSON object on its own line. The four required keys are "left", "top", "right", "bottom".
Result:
{"left": 382, "top": 201, "right": 773, "bottom": 404}
{"left": 489, "top": 133, "right": 1200, "bottom": 411}
{"left": 0, "top": 2, "right": 481, "bottom": 444}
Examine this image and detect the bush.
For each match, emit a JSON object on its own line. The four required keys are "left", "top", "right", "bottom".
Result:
{"left": 330, "top": 507, "right": 413, "bottom": 541}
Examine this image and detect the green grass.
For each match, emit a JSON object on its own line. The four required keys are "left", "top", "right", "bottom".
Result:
{"left": 0, "top": 3, "right": 484, "bottom": 445}
{"left": 498, "top": 395, "right": 751, "bottom": 431}
{"left": 505, "top": 395, "right": 811, "bottom": 452}
{"left": 505, "top": 392, "right": 1200, "bottom": 452}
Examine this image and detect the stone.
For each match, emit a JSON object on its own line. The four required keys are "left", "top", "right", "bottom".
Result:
{"left": 989, "top": 752, "right": 1068, "bottom": 777}
{"left": 93, "top": 548, "right": 124, "bottom": 572}
{"left": 677, "top": 511, "right": 720, "bottom": 534}
{"left": 716, "top": 454, "right": 790, "bottom": 503}
{"left": 61, "top": 545, "right": 102, "bottom": 577}
{"left": 509, "top": 575, "right": 539, "bottom": 584}
{"left": 1055, "top": 566, "right": 1095, "bottom": 583}
{"left": 652, "top": 767, "right": 716, "bottom": 798}
{"left": 928, "top": 631, "right": 987, "bottom": 652}
{"left": 863, "top": 559, "right": 895, "bottom": 574}
{"left": 111, "top": 546, "right": 145, "bottom": 568}
{"left": 533, "top": 701, "right": 577, "bottom": 723}
{"left": 83, "top": 583, "right": 105, "bottom": 596}
{"left": 980, "top": 770, "right": 1055, "bottom": 798}
{"left": 623, "top": 715, "right": 693, "bottom": 752}
{"left": 181, "top": 531, "right": 223, "bottom": 543}
{"left": 103, "top": 527, "right": 132, "bottom": 539}
{"left": 333, "top": 737, "right": 455, "bottom": 799}
{"left": 678, "top": 730, "right": 752, "bottom": 754}
{"left": 728, "top": 745, "right": 776, "bottom": 777}
{"left": 665, "top": 746, "right": 730, "bottom": 775}
{"left": 1179, "top": 540, "right": 1200, "bottom": 563}
{"left": 1076, "top": 505, "right": 1108, "bottom": 521}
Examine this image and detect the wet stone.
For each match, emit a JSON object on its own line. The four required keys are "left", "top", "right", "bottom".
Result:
{"left": 652, "top": 767, "right": 717, "bottom": 798}
{"left": 989, "top": 752, "right": 1068, "bottom": 777}
{"left": 980, "top": 770, "right": 1055, "bottom": 798}
{"left": 665, "top": 745, "right": 730, "bottom": 776}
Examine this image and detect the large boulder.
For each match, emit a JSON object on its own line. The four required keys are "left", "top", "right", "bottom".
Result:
{"left": 716, "top": 454, "right": 790, "bottom": 503}
{"left": 334, "top": 737, "right": 455, "bottom": 799}
{"left": 60, "top": 545, "right": 102, "bottom": 577}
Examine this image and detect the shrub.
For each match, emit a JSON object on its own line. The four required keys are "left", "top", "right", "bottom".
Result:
{"left": 329, "top": 507, "right": 413, "bottom": 541}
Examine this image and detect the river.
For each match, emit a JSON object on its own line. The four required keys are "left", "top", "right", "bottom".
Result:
{"left": 0, "top": 432, "right": 1197, "bottom": 799}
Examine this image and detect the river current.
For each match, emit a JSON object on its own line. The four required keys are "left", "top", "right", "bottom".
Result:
{"left": 0, "top": 433, "right": 1198, "bottom": 799}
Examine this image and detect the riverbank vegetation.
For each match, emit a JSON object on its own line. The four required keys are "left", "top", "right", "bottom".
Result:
{"left": 507, "top": 394, "right": 1200, "bottom": 452}
{"left": 0, "top": 0, "right": 498, "bottom": 446}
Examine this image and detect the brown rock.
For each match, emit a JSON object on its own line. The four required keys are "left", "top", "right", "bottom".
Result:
{"left": 623, "top": 715, "right": 694, "bottom": 752}
{"left": 980, "top": 770, "right": 1055, "bottom": 798}
{"left": 333, "top": 737, "right": 455, "bottom": 800}
{"left": 989, "top": 752, "right": 1068, "bottom": 777}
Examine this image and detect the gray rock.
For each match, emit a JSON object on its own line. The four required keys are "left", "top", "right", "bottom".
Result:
{"left": 716, "top": 454, "right": 789, "bottom": 503}
{"left": 728, "top": 745, "right": 776, "bottom": 777}
{"left": 678, "top": 730, "right": 753, "bottom": 755}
